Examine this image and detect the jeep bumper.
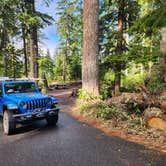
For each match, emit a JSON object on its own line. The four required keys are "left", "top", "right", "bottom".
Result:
{"left": 13, "top": 108, "right": 59, "bottom": 123}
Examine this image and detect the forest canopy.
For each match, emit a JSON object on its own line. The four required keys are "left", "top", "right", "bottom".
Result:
{"left": 0, "top": 0, "right": 165, "bottom": 97}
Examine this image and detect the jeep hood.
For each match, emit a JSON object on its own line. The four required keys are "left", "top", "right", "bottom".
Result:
{"left": 5, "top": 92, "right": 50, "bottom": 103}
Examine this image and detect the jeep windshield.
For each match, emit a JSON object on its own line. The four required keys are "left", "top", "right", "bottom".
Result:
{"left": 4, "top": 82, "right": 37, "bottom": 94}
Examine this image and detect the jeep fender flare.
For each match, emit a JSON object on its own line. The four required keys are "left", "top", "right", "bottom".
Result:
{"left": 3, "top": 102, "right": 18, "bottom": 113}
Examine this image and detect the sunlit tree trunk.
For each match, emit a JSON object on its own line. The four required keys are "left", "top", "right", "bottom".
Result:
{"left": 114, "top": 0, "right": 124, "bottom": 96}
{"left": 82, "top": 0, "right": 99, "bottom": 96}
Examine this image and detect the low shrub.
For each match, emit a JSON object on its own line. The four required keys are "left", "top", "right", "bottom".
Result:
{"left": 100, "top": 69, "right": 115, "bottom": 99}
{"left": 145, "top": 65, "right": 166, "bottom": 94}
{"left": 122, "top": 74, "right": 144, "bottom": 92}
{"left": 77, "top": 90, "right": 129, "bottom": 120}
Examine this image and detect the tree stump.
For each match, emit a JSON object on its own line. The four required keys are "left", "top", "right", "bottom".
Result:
{"left": 71, "top": 88, "right": 79, "bottom": 97}
{"left": 144, "top": 107, "right": 166, "bottom": 130}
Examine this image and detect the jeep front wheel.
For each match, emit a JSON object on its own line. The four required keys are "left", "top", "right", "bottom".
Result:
{"left": 3, "top": 110, "right": 16, "bottom": 135}
{"left": 46, "top": 115, "right": 58, "bottom": 126}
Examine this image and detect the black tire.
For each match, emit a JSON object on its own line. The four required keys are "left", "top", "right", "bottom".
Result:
{"left": 3, "top": 110, "right": 16, "bottom": 135}
{"left": 46, "top": 115, "right": 58, "bottom": 126}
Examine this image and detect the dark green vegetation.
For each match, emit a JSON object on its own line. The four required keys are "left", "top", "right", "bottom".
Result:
{"left": 0, "top": 0, "right": 165, "bottom": 94}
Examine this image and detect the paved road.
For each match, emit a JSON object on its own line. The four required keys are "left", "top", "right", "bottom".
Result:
{"left": 0, "top": 112, "right": 166, "bottom": 166}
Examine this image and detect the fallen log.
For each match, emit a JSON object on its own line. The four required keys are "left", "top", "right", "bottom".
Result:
{"left": 107, "top": 92, "right": 161, "bottom": 111}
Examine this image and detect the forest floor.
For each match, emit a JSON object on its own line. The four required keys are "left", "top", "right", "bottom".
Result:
{"left": 47, "top": 87, "right": 166, "bottom": 154}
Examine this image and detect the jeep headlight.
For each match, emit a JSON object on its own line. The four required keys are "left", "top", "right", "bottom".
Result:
{"left": 52, "top": 99, "right": 58, "bottom": 106}
{"left": 20, "top": 102, "right": 27, "bottom": 109}
{"left": 46, "top": 98, "right": 52, "bottom": 105}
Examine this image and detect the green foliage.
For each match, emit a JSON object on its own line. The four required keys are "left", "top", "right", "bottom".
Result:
{"left": 55, "top": 0, "right": 82, "bottom": 82}
{"left": 38, "top": 80, "right": 44, "bottom": 89}
{"left": 80, "top": 103, "right": 89, "bottom": 113}
{"left": 69, "top": 54, "right": 81, "bottom": 80}
{"left": 54, "top": 52, "right": 70, "bottom": 82}
{"left": 38, "top": 50, "right": 54, "bottom": 82}
{"left": 134, "top": 0, "right": 166, "bottom": 35}
{"left": 99, "top": 0, "right": 140, "bottom": 67}
{"left": 0, "top": 0, "right": 54, "bottom": 78}
{"left": 145, "top": 64, "right": 166, "bottom": 94}
{"left": 100, "top": 69, "right": 115, "bottom": 99}
{"left": 78, "top": 89, "right": 100, "bottom": 101}
{"left": 122, "top": 74, "right": 144, "bottom": 92}
{"left": 0, "top": 0, "right": 164, "bottom": 99}
{"left": 95, "top": 103, "right": 118, "bottom": 120}
{"left": 128, "top": 0, "right": 164, "bottom": 68}
{"left": 127, "top": 102, "right": 142, "bottom": 114}
{"left": 78, "top": 100, "right": 128, "bottom": 120}
{"left": 78, "top": 89, "right": 128, "bottom": 120}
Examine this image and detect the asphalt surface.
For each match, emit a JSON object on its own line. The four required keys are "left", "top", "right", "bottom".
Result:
{"left": 0, "top": 111, "right": 166, "bottom": 166}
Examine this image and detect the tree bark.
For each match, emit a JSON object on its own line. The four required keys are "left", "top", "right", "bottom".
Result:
{"left": 114, "top": 0, "right": 124, "bottom": 96}
{"left": 160, "top": 28, "right": 166, "bottom": 82}
{"left": 22, "top": 28, "right": 28, "bottom": 77}
{"left": 82, "top": 0, "right": 99, "bottom": 96}
{"left": 21, "top": 3, "right": 28, "bottom": 78}
{"left": 0, "top": 28, "right": 9, "bottom": 76}
{"left": 25, "top": 0, "right": 38, "bottom": 78}
{"left": 29, "top": 27, "right": 39, "bottom": 78}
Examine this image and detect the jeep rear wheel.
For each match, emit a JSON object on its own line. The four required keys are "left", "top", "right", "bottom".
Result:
{"left": 46, "top": 115, "right": 58, "bottom": 126}
{"left": 3, "top": 110, "right": 16, "bottom": 135}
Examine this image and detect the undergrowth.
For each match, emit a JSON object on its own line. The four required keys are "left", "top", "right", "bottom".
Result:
{"left": 77, "top": 89, "right": 129, "bottom": 121}
{"left": 76, "top": 89, "right": 166, "bottom": 141}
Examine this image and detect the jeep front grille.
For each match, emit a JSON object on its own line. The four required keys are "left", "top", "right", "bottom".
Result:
{"left": 26, "top": 99, "right": 47, "bottom": 110}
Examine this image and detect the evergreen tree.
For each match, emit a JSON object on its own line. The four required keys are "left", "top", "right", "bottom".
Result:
{"left": 55, "top": 0, "right": 82, "bottom": 82}
{"left": 99, "top": 0, "right": 140, "bottom": 95}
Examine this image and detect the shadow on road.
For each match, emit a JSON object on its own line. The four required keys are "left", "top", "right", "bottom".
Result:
{"left": 0, "top": 116, "right": 59, "bottom": 138}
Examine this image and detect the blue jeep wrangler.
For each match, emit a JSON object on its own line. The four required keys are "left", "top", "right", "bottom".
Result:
{"left": 0, "top": 79, "right": 59, "bottom": 135}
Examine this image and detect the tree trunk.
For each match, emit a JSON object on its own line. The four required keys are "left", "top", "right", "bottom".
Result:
{"left": 160, "top": 28, "right": 166, "bottom": 82}
{"left": 114, "top": 0, "right": 124, "bottom": 96}
{"left": 62, "top": 54, "right": 66, "bottom": 83}
{"left": 1, "top": 29, "right": 9, "bottom": 76}
{"left": 82, "top": 0, "right": 99, "bottom": 96}
{"left": 25, "top": 0, "right": 38, "bottom": 78}
{"left": 4, "top": 55, "right": 8, "bottom": 76}
{"left": 43, "top": 73, "right": 49, "bottom": 89}
{"left": 21, "top": 3, "right": 28, "bottom": 78}
{"left": 22, "top": 28, "right": 28, "bottom": 77}
{"left": 29, "top": 27, "right": 38, "bottom": 78}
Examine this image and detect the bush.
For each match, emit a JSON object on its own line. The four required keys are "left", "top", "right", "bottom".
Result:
{"left": 145, "top": 65, "right": 166, "bottom": 94}
{"left": 95, "top": 103, "right": 122, "bottom": 119}
{"left": 100, "top": 69, "right": 115, "bottom": 99}
{"left": 77, "top": 89, "right": 100, "bottom": 101}
{"left": 122, "top": 74, "right": 144, "bottom": 92}
{"left": 100, "top": 84, "right": 113, "bottom": 99}
{"left": 77, "top": 89, "right": 128, "bottom": 120}
{"left": 77, "top": 88, "right": 101, "bottom": 113}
